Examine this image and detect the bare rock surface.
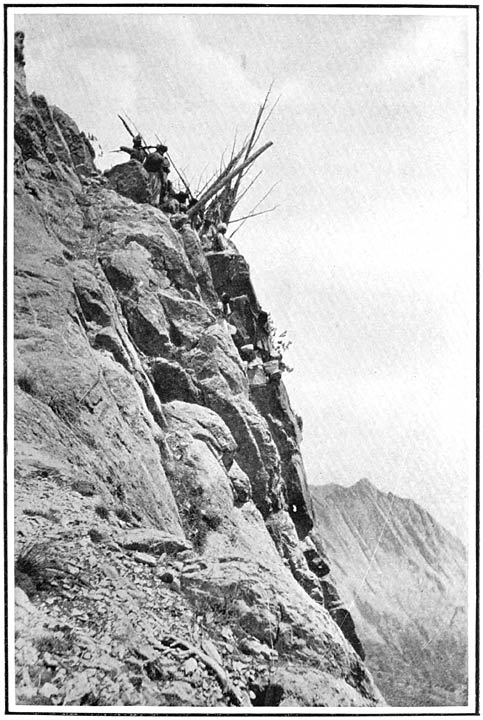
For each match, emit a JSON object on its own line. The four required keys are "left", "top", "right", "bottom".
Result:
{"left": 12, "top": 37, "right": 383, "bottom": 708}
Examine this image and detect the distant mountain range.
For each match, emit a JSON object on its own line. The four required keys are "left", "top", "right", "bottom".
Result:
{"left": 310, "top": 479, "right": 468, "bottom": 707}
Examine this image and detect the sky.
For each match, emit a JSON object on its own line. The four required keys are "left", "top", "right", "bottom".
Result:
{"left": 13, "top": 9, "right": 476, "bottom": 542}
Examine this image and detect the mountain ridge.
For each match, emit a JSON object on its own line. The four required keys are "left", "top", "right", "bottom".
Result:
{"left": 312, "top": 478, "right": 467, "bottom": 549}
{"left": 310, "top": 478, "right": 468, "bottom": 706}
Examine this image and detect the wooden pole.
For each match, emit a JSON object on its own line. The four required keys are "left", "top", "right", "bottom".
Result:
{"left": 187, "top": 141, "right": 273, "bottom": 219}
{"left": 253, "top": 95, "right": 281, "bottom": 148}
{"left": 225, "top": 87, "right": 272, "bottom": 222}
{"left": 118, "top": 114, "right": 135, "bottom": 138}
{"left": 228, "top": 205, "right": 279, "bottom": 224}
{"left": 193, "top": 141, "right": 249, "bottom": 213}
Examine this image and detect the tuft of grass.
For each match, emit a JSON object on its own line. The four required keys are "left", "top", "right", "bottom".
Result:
{"left": 95, "top": 504, "right": 110, "bottom": 520}
{"left": 47, "top": 390, "right": 80, "bottom": 427}
{"left": 27, "top": 467, "right": 64, "bottom": 486}
{"left": 35, "top": 631, "right": 75, "bottom": 656}
{"left": 78, "top": 428, "right": 97, "bottom": 450}
{"left": 202, "top": 509, "right": 223, "bottom": 531}
{"left": 188, "top": 580, "right": 246, "bottom": 632}
{"left": 15, "top": 542, "right": 56, "bottom": 595}
{"left": 175, "top": 487, "right": 223, "bottom": 550}
{"left": 23, "top": 507, "right": 60, "bottom": 523}
{"left": 166, "top": 464, "right": 223, "bottom": 550}
{"left": 16, "top": 369, "right": 38, "bottom": 396}
{"left": 114, "top": 506, "right": 132, "bottom": 522}
{"left": 171, "top": 484, "right": 208, "bottom": 550}
{"left": 72, "top": 479, "right": 97, "bottom": 497}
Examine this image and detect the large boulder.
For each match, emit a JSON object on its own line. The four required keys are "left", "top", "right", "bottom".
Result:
{"left": 105, "top": 160, "right": 150, "bottom": 204}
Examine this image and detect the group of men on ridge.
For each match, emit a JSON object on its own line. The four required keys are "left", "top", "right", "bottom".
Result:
{"left": 120, "top": 135, "right": 228, "bottom": 251}
{"left": 119, "top": 133, "right": 279, "bottom": 382}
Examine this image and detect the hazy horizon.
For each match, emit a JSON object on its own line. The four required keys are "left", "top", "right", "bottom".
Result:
{"left": 13, "top": 9, "right": 476, "bottom": 542}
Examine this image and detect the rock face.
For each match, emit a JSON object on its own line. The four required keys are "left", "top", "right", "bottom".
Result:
{"left": 12, "top": 36, "right": 383, "bottom": 708}
{"left": 310, "top": 480, "right": 468, "bottom": 706}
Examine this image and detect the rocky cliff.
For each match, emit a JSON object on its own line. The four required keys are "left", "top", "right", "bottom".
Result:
{"left": 12, "top": 32, "right": 383, "bottom": 708}
{"left": 310, "top": 480, "right": 468, "bottom": 707}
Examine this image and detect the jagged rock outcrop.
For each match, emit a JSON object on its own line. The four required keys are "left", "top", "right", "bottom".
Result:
{"left": 12, "top": 34, "right": 383, "bottom": 708}
{"left": 311, "top": 480, "right": 467, "bottom": 706}
{"left": 14, "top": 32, "right": 95, "bottom": 179}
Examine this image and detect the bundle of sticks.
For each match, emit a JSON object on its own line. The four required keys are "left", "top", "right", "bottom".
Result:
{"left": 116, "top": 83, "right": 280, "bottom": 234}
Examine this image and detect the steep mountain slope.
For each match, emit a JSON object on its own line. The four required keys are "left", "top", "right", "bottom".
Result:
{"left": 310, "top": 479, "right": 467, "bottom": 706}
{"left": 12, "top": 31, "right": 383, "bottom": 709}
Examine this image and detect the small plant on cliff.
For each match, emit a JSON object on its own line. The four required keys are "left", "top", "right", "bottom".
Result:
{"left": 189, "top": 580, "right": 244, "bottom": 630}
{"left": 47, "top": 389, "right": 80, "bottom": 427}
{"left": 167, "top": 471, "right": 222, "bottom": 550}
{"left": 16, "top": 368, "right": 38, "bottom": 396}
{"left": 35, "top": 630, "right": 76, "bottom": 657}
{"left": 115, "top": 505, "right": 132, "bottom": 523}
{"left": 267, "top": 315, "right": 293, "bottom": 373}
{"left": 95, "top": 504, "right": 110, "bottom": 520}
{"left": 176, "top": 485, "right": 209, "bottom": 550}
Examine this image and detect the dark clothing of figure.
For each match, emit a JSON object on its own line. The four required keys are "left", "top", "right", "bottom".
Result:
{"left": 218, "top": 185, "right": 236, "bottom": 223}
{"left": 161, "top": 197, "right": 180, "bottom": 214}
{"left": 148, "top": 174, "right": 163, "bottom": 206}
{"left": 206, "top": 199, "right": 222, "bottom": 227}
{"left": 254, "top": 311, "right": 271, "bottom": 362}
{"left": 221, "top": 293, "right": 232, "bottom": 317}
{"left": 144, "top": 151, "right": 165, "bottom": 173}
{"left": 120, "top": 134, "right": 147, "bottom": 163}
{"left": 192, "top": 211, "right": 203, "bottom": 231}
{"left": 120, "top": 145, "right": 147, "bottom": 162}
{"left": 131, "top": 147, "right": 147, "bottom": 162}
{"left": 144, "top": 151, "right": 171, "bottom": 206}
{"left": 213, "top": 230, "right": 226, "bottom": 252}
{"left": 174, "top": 191, "right": 189, "bottom": 211}
{"left": 160, "top": 180, "right": 180, "bottom": 214}
{"left": 132, "top": 136, "right": 146, "bottom": 162}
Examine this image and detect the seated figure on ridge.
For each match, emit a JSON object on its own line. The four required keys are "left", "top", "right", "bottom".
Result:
{"left": 213, "top": 223, "right": 227, "bottom": 251}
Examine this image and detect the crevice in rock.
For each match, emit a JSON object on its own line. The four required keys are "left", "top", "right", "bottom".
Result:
{"left": 168, "top": 320, "right": 185, "bottom": 347}
{"left": 73, "top": 284, "right": 111, "bottom": 326}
